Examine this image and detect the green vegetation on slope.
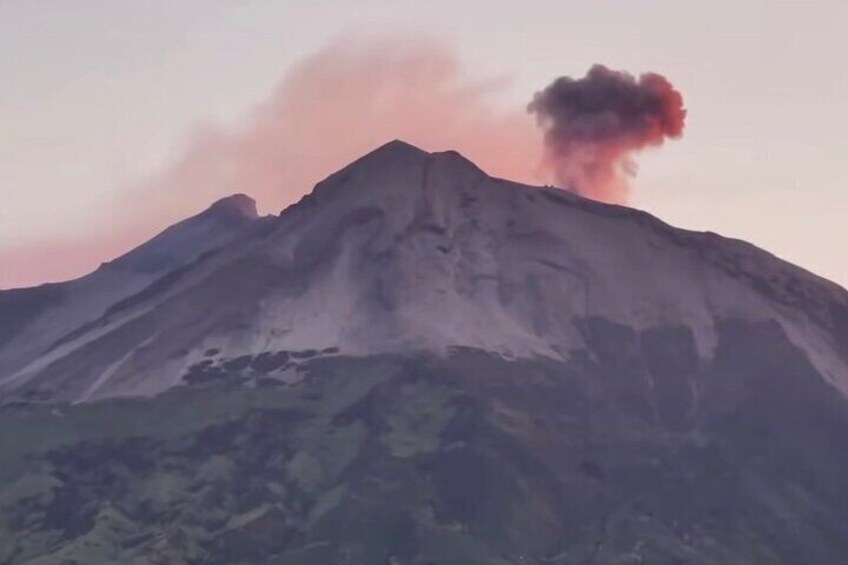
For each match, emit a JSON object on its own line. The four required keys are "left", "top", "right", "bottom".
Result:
{"left": 1, "top": 320, "right": 848, "bottom": 564}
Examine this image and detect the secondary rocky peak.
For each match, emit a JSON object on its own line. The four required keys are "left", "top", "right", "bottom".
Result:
{"left": 206, "top": 193, "right": 259, "bottom": 219}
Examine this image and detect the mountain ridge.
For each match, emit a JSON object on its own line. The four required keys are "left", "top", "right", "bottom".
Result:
{"left": 0, "top": 194, "right": 266, "bottom": 384}
{"left": 1, "top": 140, "right": 845, "bottom": 403}
{"left": 1, "top": 141, "right": 848, "bottom": 564}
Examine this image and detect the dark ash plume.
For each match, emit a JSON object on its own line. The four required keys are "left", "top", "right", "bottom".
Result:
{"left": 529, "top": 64, "right": 686, "bottom": 203}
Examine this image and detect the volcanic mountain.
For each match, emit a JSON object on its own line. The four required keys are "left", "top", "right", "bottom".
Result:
{"left": 0, "top": 141, "right": 847, "bottom": 564}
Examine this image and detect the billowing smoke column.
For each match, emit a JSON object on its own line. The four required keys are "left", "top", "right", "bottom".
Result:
{"left": 529, "top": 64, "right": 686, "bottom": 203}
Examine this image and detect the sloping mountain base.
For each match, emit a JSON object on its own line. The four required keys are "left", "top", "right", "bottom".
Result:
{"left": 1, "top": 318, "right": 847, "bottom": 564}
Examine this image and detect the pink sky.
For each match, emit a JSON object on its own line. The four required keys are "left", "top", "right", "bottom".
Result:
{"left": 1, "top": 1, "right": 846, "bottom": 289}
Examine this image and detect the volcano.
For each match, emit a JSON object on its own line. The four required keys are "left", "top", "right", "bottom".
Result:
{"left": 0, "top": 141, "right": 847, "bottom": 563}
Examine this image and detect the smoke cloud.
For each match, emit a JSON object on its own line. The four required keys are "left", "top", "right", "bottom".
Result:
{"left": 529, "top": 64, "right": 686, "bottom": 203}
{"left": 126, "top": 37, "right": 540, "bottom": 220}
{"left": 2, "top": 36, "right": 686, "bottom": 289}
{"left": 1, "top": 38, "right": 540, "bottom": 288}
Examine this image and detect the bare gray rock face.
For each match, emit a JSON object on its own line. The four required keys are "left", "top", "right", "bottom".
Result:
{"left": 2, "top": 140, "right": 845, "bottom": 403}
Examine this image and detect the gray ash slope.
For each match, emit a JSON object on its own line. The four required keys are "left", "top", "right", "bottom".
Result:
{"left": 0, "top": 141, "right": 847, "bottom": 564}
{"left": 1, "top": 140, "right": 846, "bottom": 402}
{"left": 0, "top": 193, "right": 267, "bottom": 406}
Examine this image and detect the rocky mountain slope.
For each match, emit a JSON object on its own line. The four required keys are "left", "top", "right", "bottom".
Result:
{"left": 1, "top": 141, "right": 845, "bottom": 403}
{"left": 0, "top": 194, "right": 264, "bottom": 396}
{"left": 0, "top": 141, "right": 846, "bottom": 564}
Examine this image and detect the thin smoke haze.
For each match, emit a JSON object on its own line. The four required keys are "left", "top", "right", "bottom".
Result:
{"left": 132, "top": 37, "right": 543, "bottom": 217}
{"left": 1, "top": 37, "right": 685, "bottom": 289}
{"left": 0, "top": 37, "right": 540, "bottom": 288}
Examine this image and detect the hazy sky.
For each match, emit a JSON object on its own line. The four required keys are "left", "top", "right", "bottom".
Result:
{"left": 1, "top": 0, "right": 846, "bottom": 288}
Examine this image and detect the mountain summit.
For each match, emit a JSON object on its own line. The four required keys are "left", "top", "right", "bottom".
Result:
{"left": 0, "top": 141, "right": 847, "bottom": 563}
{"left": 2, "top": 140, "right": 844, "bottom": 402}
